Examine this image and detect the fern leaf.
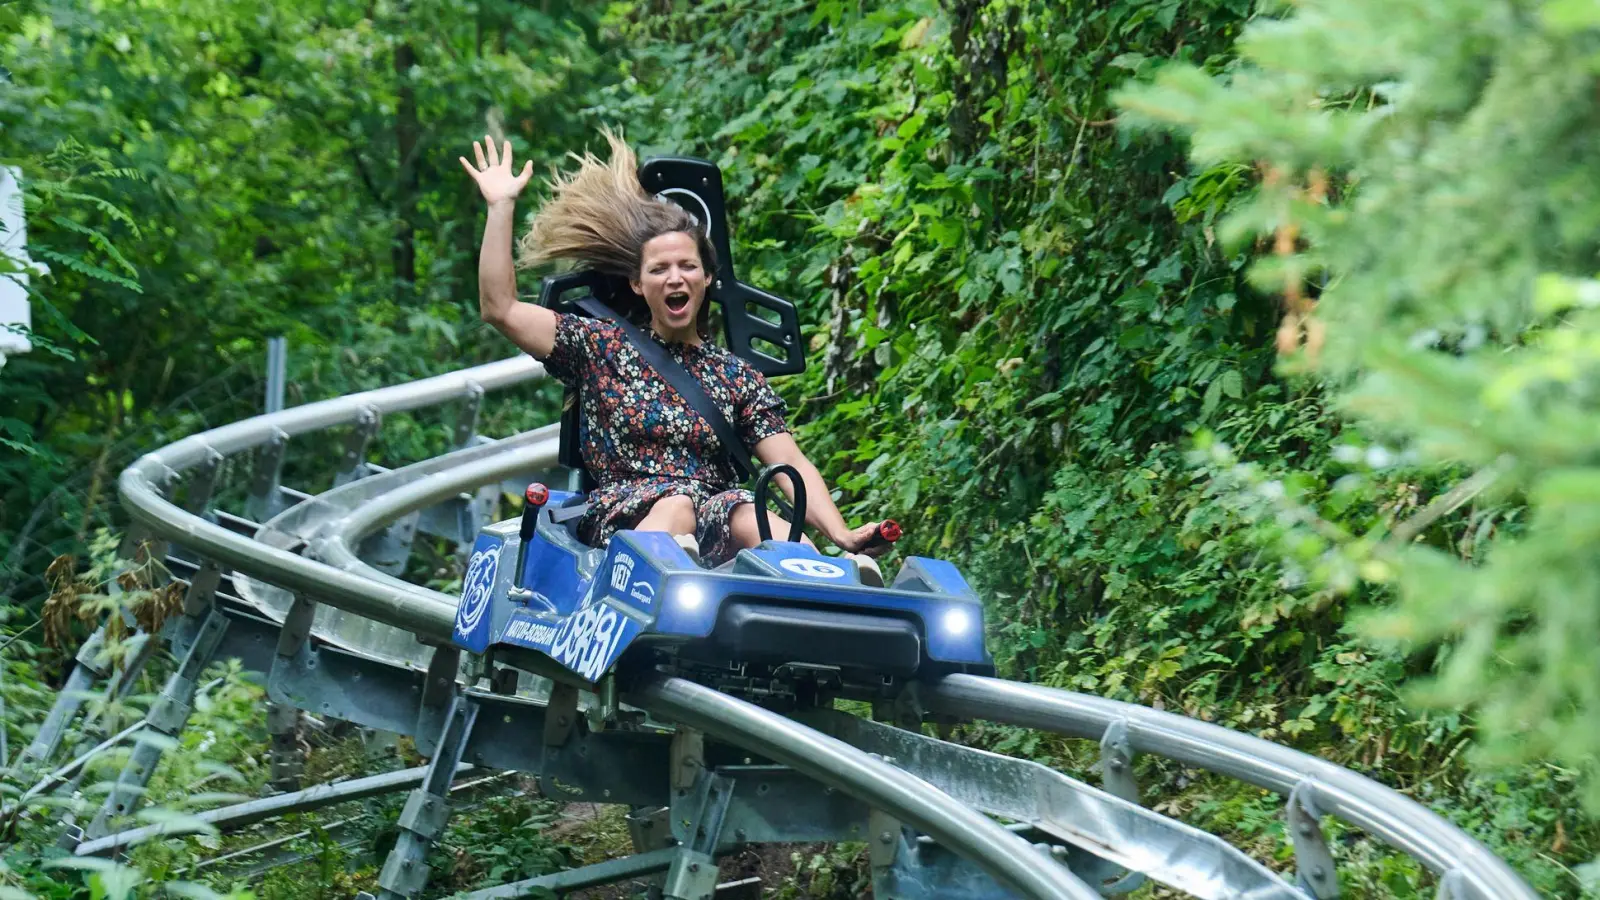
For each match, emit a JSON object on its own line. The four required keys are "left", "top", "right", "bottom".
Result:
{"left": 46, "top": 190, "right": 142, "bottom": 238}
{"left": 79, "top": 166, "right": 145, "bottom": 182}
{"left": 49, "top": 216, "right": 138, "bottom": 278}
{"left": 33, "top": 247, "right": 143, "bottom": 293}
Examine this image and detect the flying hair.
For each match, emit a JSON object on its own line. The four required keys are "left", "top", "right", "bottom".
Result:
{"left": 515, "top": 128, "right": 717, "bottom": 282}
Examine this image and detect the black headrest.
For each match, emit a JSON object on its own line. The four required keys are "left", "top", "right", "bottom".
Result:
{"left": 536, "top": 155, "right": 805, "bottom": 378}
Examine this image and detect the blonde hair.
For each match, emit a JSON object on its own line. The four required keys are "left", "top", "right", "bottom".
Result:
{"left": 515, "top": 129, "right": 715, "bottom": 282}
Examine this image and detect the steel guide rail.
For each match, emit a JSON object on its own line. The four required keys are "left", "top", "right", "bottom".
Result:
{"left": 118, "top": 356, "right": 545, "bottom": 641}
{"left": 923, "top": 677, "right": 1535, "bottom": 900}
{"left": 95, "top": 356, "right": 1540, "bottom": 900}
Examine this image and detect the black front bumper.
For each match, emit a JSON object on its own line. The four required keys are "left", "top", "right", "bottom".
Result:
{"left": 702, "top": 601, "right": 925, "bottom": 676}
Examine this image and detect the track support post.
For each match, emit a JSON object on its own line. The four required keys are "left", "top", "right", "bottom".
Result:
{"left": 25, "top": 511, "right": 178, "bottom": 770}
{"left": 266, "top": 593, "right": 318, "bottom": 790}
{"left": 377, "top": 692, "right": 479, "bottom": 900}
{"left": 267, "top": 702, "right": 304, "bottom": 791}
{"left": 627, "top": 805, "right": 674, "bottom": 899}
{"left": 84, "top": 606, "right": 229, "bottom": 839}
{"left": 664, "top": 769, "right": 733, "bottom": 900}
{"left": 454, "top": 381, "right": 484, "bottom": 449}
{"left": 22, "top": 627, "right": 110, "bottom": 765}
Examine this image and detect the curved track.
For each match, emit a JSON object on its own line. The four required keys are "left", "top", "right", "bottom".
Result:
{"left": 15, "top": 356, "right": 1536, "bottom": 899}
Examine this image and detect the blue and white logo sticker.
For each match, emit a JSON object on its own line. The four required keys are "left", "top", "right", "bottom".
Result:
{"left": 550, "top": 599, "right": 633, "bottom": 682}
{"left": 610, "top": 552, "right": 635, "bottom": 593}
{"left": 780, "top": 558, "right": 846, "bottom": 579}
{"left": 455, "top": 543, "right": 501, "bottom": 641}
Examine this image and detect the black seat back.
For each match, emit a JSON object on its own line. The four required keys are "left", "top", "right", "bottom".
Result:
{"left": 537, "top": 155, "right": 805, "bottom": 491}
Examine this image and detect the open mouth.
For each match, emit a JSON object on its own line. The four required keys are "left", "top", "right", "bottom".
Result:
{"left": 665, "top": 291, "right": 692, "bottom": 315}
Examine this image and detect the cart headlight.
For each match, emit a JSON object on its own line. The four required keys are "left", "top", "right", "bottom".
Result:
{"left": 675, "top": 583, "right": 706, "bottom": 611}
{"left": 942, "top": 607, "right": 972, "bottom": 636}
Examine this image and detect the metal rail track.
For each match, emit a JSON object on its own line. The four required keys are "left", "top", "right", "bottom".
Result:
{"left": 5, "top": 354, "right": 1534, "bottom": 899}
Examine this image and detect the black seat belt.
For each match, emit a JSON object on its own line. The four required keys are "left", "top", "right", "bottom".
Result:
{"left": 574, "top": 297, "right": 761, "bottom": 484}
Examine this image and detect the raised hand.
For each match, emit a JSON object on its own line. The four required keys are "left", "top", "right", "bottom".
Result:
{"left": 459, "top": 135, "right": 533, "bottom": 207}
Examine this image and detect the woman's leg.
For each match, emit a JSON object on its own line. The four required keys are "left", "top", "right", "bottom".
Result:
{"left": 727, "top": 502, "right": 814, "bottom": 550}
{"left": 632, "top": 493, "right": 698, "bottom": 535}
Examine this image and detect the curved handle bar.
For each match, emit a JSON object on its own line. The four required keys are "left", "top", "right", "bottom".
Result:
{"left": 753, "top": 464, "right": 806, "bottom": 544}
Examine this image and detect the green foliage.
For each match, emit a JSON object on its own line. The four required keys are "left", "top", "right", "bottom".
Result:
{"left": 1116, "top": 0, "right": 1600, "bottom": 823}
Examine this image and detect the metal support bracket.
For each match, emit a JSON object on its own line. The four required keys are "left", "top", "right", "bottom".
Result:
{"left": 543, "top": 682, "right": 579, "bottom": 748}
{"left": 268, "top": 640, "right": 426, "bottom": 736}
{"left": 396, "top": 787, "right": 451, "bottom": 841}
{"left": 454, "top": 381, "right": 484, "bottom": 449}
{"left": 74, "top": 625, "right": 111, "bottom": 678}
{"left": 277, "top": 593, "right": 316, "bottom": 658}
{"left": 1097, "top": 718, "right": 1146, "bottom": 894}
{"left": 360, "top": 510, "right": 421, "bottom": 577}
{"left": 629, "top": 805, "right": 674, "bottom": 852}
{"left": 588, "top": 674, "right": 618, "bottom": 731}
{"left": 180, "top": 563, "right": 222, "bottom": 618}
{"left": 182, "top": 448, "right": 224, "bottom": 516}
{"left": 1287, "top": 780, "right": 1340, "bottom": 899}
{"left": 268, "top": 702, "right": 304, "bottom": 791}
{"left": 1434, "top": 870, "right": 1466, "bottom": 900}
{"left": 1099, "top": 719, "right": 1137, "bottom": 804}
{"left": 671, "top": 728, "right": 706, "bottom": 793}
{"left": 869, "top": 808, "right": 905, "bottom": 869}
{"left": 334, "top": 406, "right": 382, "bottom": 488}
{"left": 415, "top": 645, "right": 462, "bottom": 743}
{"left": 246, "top": 428, "right": 290, "bottom": 523}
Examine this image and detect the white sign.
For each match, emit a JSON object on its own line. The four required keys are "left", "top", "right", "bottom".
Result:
{"left": 780, "top": 558, "right": 846, "bottom": 579}
{"left": 0, "top": 167, "right": 39, "bottom": 364}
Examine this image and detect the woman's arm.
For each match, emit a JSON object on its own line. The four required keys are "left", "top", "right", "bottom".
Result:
{"left": 460, "top": 137, "right": 559, "bottom": 358}
{"left": 753, "top": 432, "right": 887, "bottom": 555}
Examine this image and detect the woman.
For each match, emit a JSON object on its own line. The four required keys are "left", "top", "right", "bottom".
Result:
{"left": 460, "top": 131, "right": 888, "bottom": 579}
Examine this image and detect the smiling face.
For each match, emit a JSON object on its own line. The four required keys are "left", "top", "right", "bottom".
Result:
{"left": 631, "top": 231, "right": 709, "bottom": 344}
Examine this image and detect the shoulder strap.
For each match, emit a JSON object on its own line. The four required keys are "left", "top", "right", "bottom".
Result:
{"left": 575, "top": 297, "right": 758, "bottom": 483}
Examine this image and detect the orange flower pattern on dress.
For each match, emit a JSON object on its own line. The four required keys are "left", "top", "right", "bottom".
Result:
{"left": 541, "top": 311, "right": 789, "bottom": 565}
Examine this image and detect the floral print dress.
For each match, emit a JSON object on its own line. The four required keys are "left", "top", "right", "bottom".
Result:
{"left": 539, "top": 311, "right": 791, "bottom": 566}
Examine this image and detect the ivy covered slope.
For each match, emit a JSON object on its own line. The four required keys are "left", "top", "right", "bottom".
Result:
{"left": 601, "top": 0, "right": 1595, "bottom": 894}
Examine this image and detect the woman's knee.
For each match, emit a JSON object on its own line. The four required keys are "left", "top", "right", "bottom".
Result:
{"left": 641, "top": 493, "right": 697, "bottom": 534}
